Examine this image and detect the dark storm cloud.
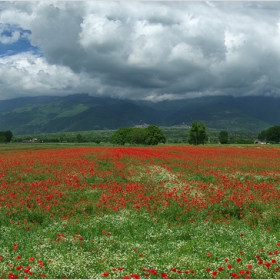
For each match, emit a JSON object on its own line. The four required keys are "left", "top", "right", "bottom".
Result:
{"left": 0, "top": 2, "right": 280, "bottom": 101}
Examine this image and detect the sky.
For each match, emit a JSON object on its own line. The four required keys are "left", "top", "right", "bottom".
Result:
{"left": 0, "top": 1, "right": 280, "bottom": 102}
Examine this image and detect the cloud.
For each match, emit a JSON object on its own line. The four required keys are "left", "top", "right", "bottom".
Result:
{"left": 0, "top": 2, "right": 280, "bottom": 101}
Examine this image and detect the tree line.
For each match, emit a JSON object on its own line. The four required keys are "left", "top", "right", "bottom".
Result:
{"left": 258, "top": 125, "right": 280, "bottom": 144}
{"left": 9, "top": 122, "right": 280, "bottom": 146}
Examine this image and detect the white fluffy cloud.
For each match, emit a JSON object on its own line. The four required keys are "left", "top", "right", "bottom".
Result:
{"left": 0, "top": 2, "right": 280, "bottom": 101}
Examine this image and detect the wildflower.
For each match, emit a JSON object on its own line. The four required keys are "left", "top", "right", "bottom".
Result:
{"left": 171, "top": 268, "right": 176, "bottom": 272}
{"left": 224, "top": 258, "right": 229, "bottom": 262}
{"left": 265, "top": 263, "right": 271, "bottom": 268}
{"left": 227, "top": 264, "right": 233, "bottom": 269}
{"left": 236, "top": 258, "right": 242, "bottom": 262}
{"left": 247, "top": 264, "right": 252, "bottom": 269}
{"left": 161, "top": 273, "right": 168, "bottom": 277}
{"left": 272, "top": 259, "right": 277, "bottom": 264}
{"left": 130, "top": 273, "right": 140, "bottom": 279}
{"left": 212, "top": 271, "right": 218, "bottom": 277}
{"left": 207, "top": 252, "right": 212, "bottom": 257}
{"left": 8, "top": 273, "right": 18, "bottom": 279}
{"left": 16, "top": 256, "right": 21, "bottom": 260}
{"left": 29, "top": 257, "right": 35, "bottom": 262}
{"left": 103, "top": 272, "right": 109, "bottom": 277}
{"left": 206, "top": 268, "right": 211, "bottom": 272}
{"left": 218, "top": 267, "right": 224, "bottom": 271}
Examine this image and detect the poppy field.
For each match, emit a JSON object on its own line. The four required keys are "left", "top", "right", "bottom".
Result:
{"left": 1, "top": 144, "right": 280, "bottom": 279}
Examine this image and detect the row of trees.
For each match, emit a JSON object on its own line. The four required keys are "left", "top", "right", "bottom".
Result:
{"left": 0, "top": 130, "right": 13, "bottom": 143}
{"left": 186, "top": 122, "right": 229, "bottom": 144}
{"left": 110, "top": 122, "right": 229, "bottom": 146}
{"left": 110, "top": 125, "right": 166, "bottom": 145}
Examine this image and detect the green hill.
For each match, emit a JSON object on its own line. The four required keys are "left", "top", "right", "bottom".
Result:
{"left": 0, "top": 94, "right": 279, "bottom": 135}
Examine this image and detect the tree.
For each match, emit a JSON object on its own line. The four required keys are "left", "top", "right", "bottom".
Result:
{"left": 0, "top": 130, "right": 13, "bottom": 143}
{"left": 76, "top": 134, "right": 83, "bottom": 143}
{"left": 129, "top": 128, "right": 148, "bottom": 144}
{"left": 144, "top": 125, "right": 166, "bottom": 145}
{"left": 187, "top": 121, "right": 208, "bottom": 145}
{"left": 110, "top": 127, "right": 133, "bottom": 145}
{"left": 219, "top": 130, "right": 229, "bottom": 144}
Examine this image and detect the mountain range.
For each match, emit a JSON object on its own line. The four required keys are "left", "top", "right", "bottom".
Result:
{"left": 0, "top": 93, "right": 279, "bottom": 135}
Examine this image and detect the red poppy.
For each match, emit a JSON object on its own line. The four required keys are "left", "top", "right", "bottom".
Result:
{"left": 103, "top": 272, "right": 109, "bottom": 277}
{"left": 236, "top": 258, "right": 242, "bottom": 262}
{"left": 211, "top": 271, "right": 217, "bottom": 277}
{"left": 265, "top": 263, "right": 271, "bottom": 268}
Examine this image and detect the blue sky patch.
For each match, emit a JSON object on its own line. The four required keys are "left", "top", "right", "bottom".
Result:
{"left": 0, "top": 28, "right": 40, "bottom": 56}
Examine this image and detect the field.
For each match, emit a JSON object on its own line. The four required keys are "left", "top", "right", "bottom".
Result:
{"left": 1, "top": 144, "right": 280, "bottom": 279}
